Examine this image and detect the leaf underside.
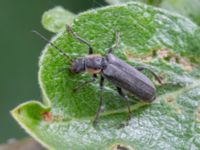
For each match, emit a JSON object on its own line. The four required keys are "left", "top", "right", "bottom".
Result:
{"left": 12, "top": 2, "right": 200, "bottom": 150}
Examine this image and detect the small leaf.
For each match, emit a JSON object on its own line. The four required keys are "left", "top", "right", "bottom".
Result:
{"left": 12, "top": 2, "right": 200, "bottom": 150}
{"left": 42, "top": 6, "right": 75, "bottom": 33}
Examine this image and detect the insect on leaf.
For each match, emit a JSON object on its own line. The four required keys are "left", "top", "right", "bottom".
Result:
{"left": 12, "top": 2, "right": 200, "bottom": 150}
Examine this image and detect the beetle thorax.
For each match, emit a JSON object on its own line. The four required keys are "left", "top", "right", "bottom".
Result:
{"left": 85, "top": 55, "right": 106, "bottom": 74}
{"left": 70, "top": 54, "right": 107, "bottom": 74}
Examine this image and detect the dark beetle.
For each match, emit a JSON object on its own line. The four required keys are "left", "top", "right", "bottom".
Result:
{"left": 33, "top": 26, "right": 161, "bottom": 126}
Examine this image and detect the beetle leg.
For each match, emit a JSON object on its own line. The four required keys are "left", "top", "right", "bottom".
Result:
{"left": 107, "top": 32, "right": 120, "bottom": 54}
{"left": 93, "top": 75, "right": 104, "bottom": 126}
{"left": 116, "top": 87, "right": 131, "bottom": 124}
{"left": 72, "top": 74, "right": 97, "bottom": 92}
{"left": 66, "top": 25, "right": 93, "bottom": 54}
{"left": 135, "top": 66, "right": 162, "bottom": 84}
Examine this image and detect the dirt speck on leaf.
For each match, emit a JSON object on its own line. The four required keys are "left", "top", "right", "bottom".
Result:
{"left": 157, "top": 49, "right": 170, "bottom": 59}
{"left": 196, "top": 106, "right": 200, "bottom": 122}
{"left": 125, "top": 50, "right": 153, "bottom": 63}
{"left": 165, "top": 96, "right": 176, "bottom": 104}
{"left": 175, "top": 107, "right": 182, "bottom": 114}
{"left": 179, "top": 58, "right": 193, "bottom": 71}
{"left": 42, "top": 111, "right": 53, "bottom": 122}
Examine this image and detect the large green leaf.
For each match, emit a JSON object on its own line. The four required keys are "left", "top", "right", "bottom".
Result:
{"left": 12, "top": 2, "right": 200, "bottom": 150}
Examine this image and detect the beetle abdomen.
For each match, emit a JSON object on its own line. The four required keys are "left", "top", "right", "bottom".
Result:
{"left": 103, "top": 54, "right": 156, "bottom": 101}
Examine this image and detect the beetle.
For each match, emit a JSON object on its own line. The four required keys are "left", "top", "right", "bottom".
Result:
{"left": 33, "top": 25, "right": 161, "bottom": 126}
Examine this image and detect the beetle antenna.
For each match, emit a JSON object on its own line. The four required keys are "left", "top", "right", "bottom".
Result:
{"left": 107, "top": 32, "right": 120, "bottom": 54}
{"left": 32, "top": 30, "right": 68, "bottom": 58}
{"left": 66, "top": 25, "right": 93, "bottom": 54}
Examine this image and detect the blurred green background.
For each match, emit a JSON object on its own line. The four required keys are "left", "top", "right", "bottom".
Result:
{"left": 0, "top": 0, "right": 107, "bottom": 144}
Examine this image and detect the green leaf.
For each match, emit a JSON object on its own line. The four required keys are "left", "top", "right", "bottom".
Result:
{"left": 12, "top": 2, "right": 200, "bottom": 150}
{"left": 106, "top": 0, "right": 200, "bottom": 25}
{"left": 42, "top": 6, "right": 75, "bottom": 33}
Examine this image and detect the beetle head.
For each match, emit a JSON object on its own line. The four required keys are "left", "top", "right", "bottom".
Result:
{"left": 70, "top": 58, "right": 85, "bottom": 73}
